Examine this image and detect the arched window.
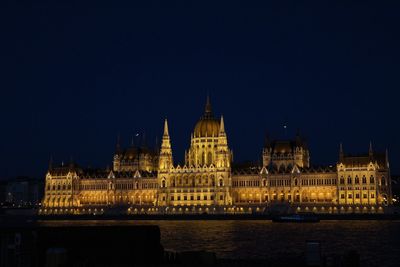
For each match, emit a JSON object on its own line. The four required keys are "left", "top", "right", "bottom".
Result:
{"left": 294, "top": 178, "right": 298, "bottom": 186}
{"left": 161, "top": 180, "right": 166, "bottom": 188}
{"left": 355, "top": 176, "right": 360, "bottom": 184}
{"left": 57, "top": 185, "right": 61, "bottom": 190}
{"left": 370, "top": 175, "right": 375, "bottom": 184}
{"left": 263, "top": 179, "right": 267, "bottom": 187}
{"left": 362, "top": 176, "right": 367, "bottom": 184}
{"left": 347, "top": 176, "right": 352, "bottom": 184}
{"left": 340, "top": 176, "right": 345, "bottom": 185}
{"left": 219, "top": 179, "right": 223, "bottom": 187}
{"left": 207, "top": 152, "right": 212, "bottom": 165}
{"left": 135, "top": 182, "right": 139, "bottom": 189}
{"left": 202, "top": 152, "right": 205, "bottom": 165}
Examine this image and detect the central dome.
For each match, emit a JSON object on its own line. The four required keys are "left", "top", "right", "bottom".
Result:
{"left": 193, "top": 95, "right": 220, "bottom": 138}
{"left": 194, "top": 118, "right": 220, "bottom": 137}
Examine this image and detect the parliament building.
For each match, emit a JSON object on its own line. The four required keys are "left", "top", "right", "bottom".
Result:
{"left": 41, "top": 97, "right": 392, "bottom": 215}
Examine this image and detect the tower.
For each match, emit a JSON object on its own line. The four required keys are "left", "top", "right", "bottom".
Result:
{"left": 262, "top": 133, "right": 272, "bottom": 167}
{"left": 158, "top": 119, "right": 173, "bottom": 171}
{"left": 215, "top": 116, "right": 231, "bottom": 168}
{"left": 113, "top": 135, "right": 122, "bottom": 171}
{"left": 293, "top": 130, "right": 309, "bottom": 168}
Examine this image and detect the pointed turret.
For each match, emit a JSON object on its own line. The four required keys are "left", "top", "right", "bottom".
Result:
{"left": 163, "top": 119, "right": 169, "bottom": 137}
{"left": 218, "top": 115, "right": 228, "bottom": 148}
{"left": 216, "top": 115, "right": 231, "bottom": 168}
{"left": 159, "top": 118, "right": 173, "bottom": 171}
{"left": 219, "top": 115, "right": 225, "bottom": 134}
{"left": 161, "top": 119, "right": 171, "bottom": 150}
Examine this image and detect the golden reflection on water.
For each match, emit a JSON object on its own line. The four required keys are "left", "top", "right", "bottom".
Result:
{"left": 39, "top": 220, "right": 400, "bottom": 267}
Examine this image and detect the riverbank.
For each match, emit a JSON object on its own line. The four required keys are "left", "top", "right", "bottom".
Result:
{"left": 2, "top": 212, "right": 400, "bottom": 221}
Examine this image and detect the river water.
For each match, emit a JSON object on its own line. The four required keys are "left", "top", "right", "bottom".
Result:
{"left": 40, "top": 220, "right": 400, "bottom": 267}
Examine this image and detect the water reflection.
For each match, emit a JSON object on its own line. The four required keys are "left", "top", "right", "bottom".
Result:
{"left": 39, "top": 220, "right": 400, "bottom": 267}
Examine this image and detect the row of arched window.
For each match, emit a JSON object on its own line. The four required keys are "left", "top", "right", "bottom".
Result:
{"left": 48, "top": 181, "right": 159, "bottom": 191}
{"left": 47, "top": 184, "right": 72, "bottom": 191}
{"left": 233, "top": 180, "right": 261, "bottom": 187}
{"left": 161, "top": 177, "right": 224, "bottom": 188}
{"left": 339, "top": 175, "right": 377, "bottom": 185}
{"left": 233, "top": 178, "right": 338, "bottom": 188}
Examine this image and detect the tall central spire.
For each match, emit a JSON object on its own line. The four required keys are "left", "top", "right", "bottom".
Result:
{"left": 203, "top": 94, "right": 213, "bottom": 119}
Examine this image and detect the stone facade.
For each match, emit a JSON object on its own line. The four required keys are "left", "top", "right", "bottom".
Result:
{"left": 41, "top": 98, "right": 392, "bottom": 215}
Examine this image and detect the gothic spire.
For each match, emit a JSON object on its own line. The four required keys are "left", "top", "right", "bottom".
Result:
{"left": 159, "top": 118, "right": 173, "bottom": 170}
{"left": 219, "top": 115, "right": 225, "bottom": 134}
{"left": 163, "top": 118, "right": 169, "bottom": 137}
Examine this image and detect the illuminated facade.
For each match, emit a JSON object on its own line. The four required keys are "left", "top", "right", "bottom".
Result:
{"left": 41, "top": 97, "right": 392, "bottom": 214}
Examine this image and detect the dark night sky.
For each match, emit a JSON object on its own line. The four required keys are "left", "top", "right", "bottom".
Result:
{"left": 2, "top": 1, "right": 400, "bottom": 179}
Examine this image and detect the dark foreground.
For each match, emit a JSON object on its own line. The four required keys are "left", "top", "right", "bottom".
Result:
{"left": 1, "top": 217, "right": 400, "bottom": 267}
